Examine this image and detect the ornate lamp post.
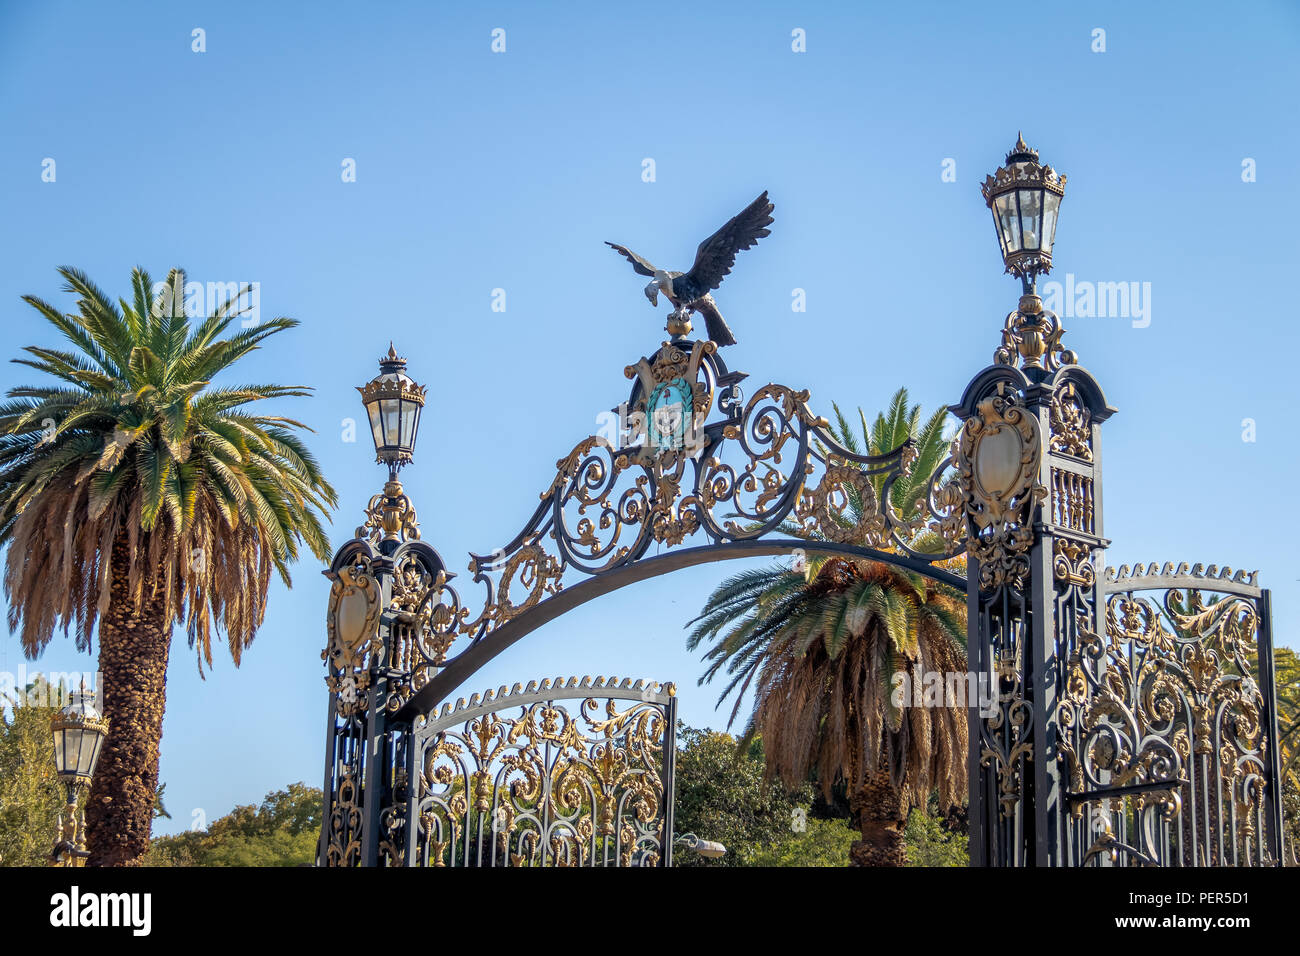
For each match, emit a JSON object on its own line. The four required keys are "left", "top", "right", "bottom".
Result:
{"left": 958, "top": 134, "right": 1115, "bottom": 866}
{"left": 981, "top": 134, "right": 1073, "bottom": 374}
{"left": 356, "top": 344, "right": 427, "bottom": 548}
{"left": 49, "top": 691, "right": 109, "bottom": 866}
{"left": 321, "top": 343, "right": 439, "bottom": 867}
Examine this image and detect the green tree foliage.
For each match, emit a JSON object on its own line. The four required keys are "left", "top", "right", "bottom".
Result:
{"left": 1271, "top": 646, "right": 1299, "bottom": 790}
{"left": 672, "top": 724, "right": 812, "bottom": 867}
{"left": 902, "top": 808, "right": 968, "bottom": 867}
{"left": 0, "top": 685, "right": 64, "bottom": 866}
{"left": 146, "top": 782, "right": 321, "bottom": 867}
{"left": 672, "top": 724, "right": 966, "bottom": 867}
{"left": 745, "top": 817, "right": 857, "bottom": 867}
{"left": 1282, "top": 776, "right": 1299, "bottom": 865}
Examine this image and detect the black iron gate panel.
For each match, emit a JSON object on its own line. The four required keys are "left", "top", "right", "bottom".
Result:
{"left": 404, "top": 676, "right": 677, "bottom": 867}
{"left": 1060, "top": 563, "right": 1285, "bottom": 866}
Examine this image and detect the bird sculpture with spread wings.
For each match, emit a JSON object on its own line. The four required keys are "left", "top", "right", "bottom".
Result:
{"left": 605, "top": 190, "right": 774, "bottom": 347}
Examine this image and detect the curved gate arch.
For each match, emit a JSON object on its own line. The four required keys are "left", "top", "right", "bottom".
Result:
{"left": 329, "top": 337, "right": 972, "bottom": 726}
{"left": 320, "top": 334, "right": 974, "bottom": 866}
{"left": 320, "top": 309, "right": 1284, "bottom": 868}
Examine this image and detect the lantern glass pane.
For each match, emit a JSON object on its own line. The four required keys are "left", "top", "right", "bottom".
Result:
{"left": 1042, "top": 191, "right": 1060, "bottom": 254}
{"left": 366, "top": 402, "right": 384, "bottom": 452}
{"left": 1018, "top": 189, "right": 1042, "bottom": 250}
{"left": 86, "top": 729, "right": 104, "bottom": 777}
{"left": 995, "top": 193, "right": 1021, "bottom": 252}
{"left": 381, "top": 398, "right": 402, "bottom": 448}
{"left": 990, "top": 209, "right": 1008, "bottom": 258}
{"left": 52, "top": 728, "right": 69, "bottom": 776}
{"left": 74, "top": 728, "right": 94, "bottom": 776}
{"left": 400, "top": 401, "right": 420, "bottom": 451}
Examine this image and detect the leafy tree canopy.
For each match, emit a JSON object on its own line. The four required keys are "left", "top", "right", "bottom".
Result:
{"left": 146, "top": 782, "right": 321, "bottom": 867}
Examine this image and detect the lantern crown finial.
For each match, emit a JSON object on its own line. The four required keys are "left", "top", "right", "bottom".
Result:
{"left": 1006, "top": 131, "right": 1038, "bottom": 164}
{"left": 380, "top": 342, "right": 407, "bottom": 372}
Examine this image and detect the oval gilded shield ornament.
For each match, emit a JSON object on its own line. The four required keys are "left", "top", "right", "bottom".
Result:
{"left": 973, "top": 424, "right": 1027, "bottom": 503}
{"left": 963, "top": 393, "right": 1041, "bottom": 531}
{"left": 958, "top": 389, "right": 1045, "bottom": 591}
{"left": 327, "top": 558, "right": 383, "bottom": 672}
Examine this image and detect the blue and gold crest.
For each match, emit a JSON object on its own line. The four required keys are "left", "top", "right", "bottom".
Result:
{"left": 623, "top": 340, "right": 715, "bottom": 464}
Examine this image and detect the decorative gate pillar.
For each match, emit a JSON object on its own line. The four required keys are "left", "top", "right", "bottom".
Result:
{"left": 961, "top": 137, "right": 1116, "bottom": 866}
{"left": 319, "top": 347, "right": 457, "bottom": 866}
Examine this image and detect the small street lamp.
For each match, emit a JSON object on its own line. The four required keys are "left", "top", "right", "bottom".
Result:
{"left": 50, "top": 690, "right": 109, "bottom": 866}
{"left": 983, "top": 134, "right": 1074, "bottom": 372}
{"left": 676, "top": 832, "right": 726, "bottom": 859}
{"left": 630, "top": 831, "right": 727, "bottom": 866}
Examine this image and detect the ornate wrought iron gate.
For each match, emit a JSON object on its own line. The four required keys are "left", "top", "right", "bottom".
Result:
{"left": 1061, "top": 564, "right": 1284, "bottom": 866}
{"left": 320, "top": 139, "right": 1286, "bottom": 867}
{"left": 404, "top": 676, "right": 676, "bottom": 867}
{"left": 319, "top": 326, "right": 1287, "bottom": 869}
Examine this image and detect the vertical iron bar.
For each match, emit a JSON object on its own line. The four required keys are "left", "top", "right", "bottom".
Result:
{"left": 965, "top": 555, "right": 986, "bottom": 867}
{"left": 317, "top": 695, "right": 339, "bottom": 866}
{"left": 661, "top": 693, "right": 677, "bottom": 868}
{"left": 1257, "top": 589, "right": 1284, "bottom": 864}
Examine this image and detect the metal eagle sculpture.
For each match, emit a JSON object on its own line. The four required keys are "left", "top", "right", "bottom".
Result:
{"left": 605, "top": 190, "right": 773, "bottom": 347}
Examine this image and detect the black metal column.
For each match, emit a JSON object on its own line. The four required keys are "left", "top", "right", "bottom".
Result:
{"left": 959, "top": 354, "right": 1114, "bottom": 867}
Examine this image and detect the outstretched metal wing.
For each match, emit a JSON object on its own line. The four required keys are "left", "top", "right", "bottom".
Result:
{"left": 605, "top": 242, "right": 657, "bottom": 277}
{"left": 673, "top": 191, "right": 774, "bottom": 302}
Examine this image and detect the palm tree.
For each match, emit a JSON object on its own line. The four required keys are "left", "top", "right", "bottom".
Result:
{"left": 687, "top": 388, "right": 968, "bottom": 866}
{"left": 0, "top": 267, "right": 336, "bottom": 865}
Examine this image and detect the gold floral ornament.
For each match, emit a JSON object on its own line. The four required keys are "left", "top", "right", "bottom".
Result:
{"left": 1049, "top": 381, "right": 1092, "bottom": 460}
{"left": 957, "top": 386, "right": 1045, "bottom": 591}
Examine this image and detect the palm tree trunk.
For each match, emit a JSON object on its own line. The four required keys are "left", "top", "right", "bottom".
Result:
{"left": 848, "top": 766, "right": 908, "bottom": 867}
{"left": 85, "top": 529, "right": 170, "bottom": 866}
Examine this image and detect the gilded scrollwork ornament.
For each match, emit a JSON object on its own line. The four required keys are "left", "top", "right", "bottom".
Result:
{"left": 795, "top": 462, "right": 890, "bottom": 547}
{"left": 982, "top": 651, "right": 1033, "bottom": 821}
{"left": 993, "top": 293, "right": 1078, "bottom": 372}
{"left": 358, "top": 479, "right": 421, "bottom": 545}
{"left": 1053, "top": 538, "right": 1096, "bottom": 590}
{"left": 387, "top": 555, "right": 467, "bottom": 711}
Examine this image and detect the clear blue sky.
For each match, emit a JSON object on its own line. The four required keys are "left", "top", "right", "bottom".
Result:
{"left": 1, "top": 1, "right": 1296, "bottom": 836}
